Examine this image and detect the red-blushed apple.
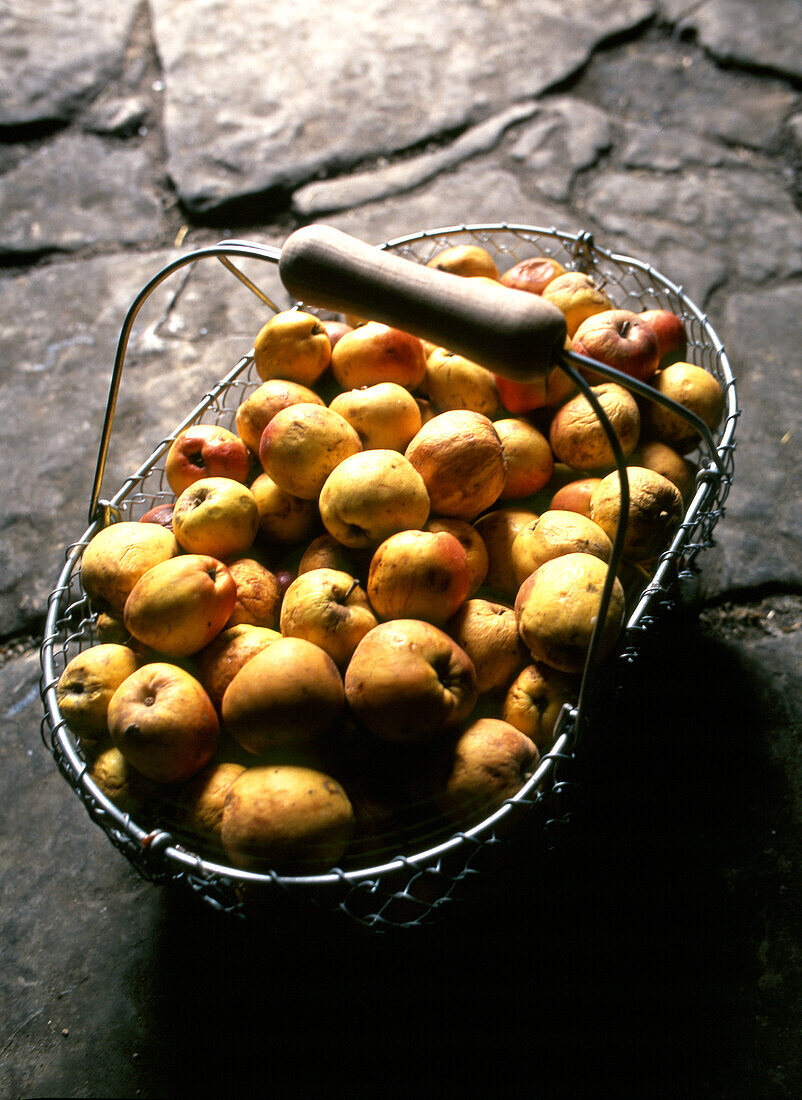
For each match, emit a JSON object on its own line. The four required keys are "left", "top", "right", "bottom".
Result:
{"left": 549, "top": 477, "right": 603, "bottom": 518}
{"left": 638, "top": 309, "right": 687, "bottom": 367}
{"left": 473, "top": 507, "right": 538, "bottom": 600}
{"left": 494, "top": 363, "right": 576, "bottom": 415}
{"left": 424, "top": 517, "right": 488, "bottom": 597}
{"left": 259, "top": 402, "right": 362, "bottom": 500}
{"left": 165, "top": 424, "right": 251, "bottom": 496}
{"left": 344, "top": 619, "right": 478, "bottom": 743}
{"left": 107, "top": 662, "right": 219, "bottom": 784}
{"left": 221, "top": 636, "right": 345, "bottom": 756}
{"left": 366, "top": 529, "right": 470, "bottom": 626}
{"left": 499, "top": 255, "right": 567, "bottom": 295}
{"left": 123, "top": 554, "right": 237, "bottom": 656}
{"left": 571, "top": 309, "right": 660, "bottom": 383}
{"left": 172, "top": 477, "right": 260, "bottom": 561}
{"left": 322, "top": 319, "right": 353, "bottom": 350}
{"left": 280, "top": 568, "right": 378, "bottom": 667}
{"left": 253, "top": 309, "right": 331, "bottom": 386}
{"left": 405, "top": 410, "right": 507, "bottom": 521}
{"left": 139, "top": 502, "right": 175, "bottom": 529}
{"left": 330, "top": 322, "right": 428, "bottom": 390}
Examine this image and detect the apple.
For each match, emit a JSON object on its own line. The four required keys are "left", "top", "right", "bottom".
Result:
{"left": 107, "top": 662, "right": 219, "bottom": 784}
{"left": 431, "top": 718, "right": 538, "bottom": 826}
{"left": 344, "top": 619, "right": 478, "bottom": 743}
{"left": 639, "top": 362, "right": 724, "bottom": 454}
{"left": 318, "top": 449, "right": 430, "bottom": 549}
{"left": 638, "top": 308, "right": 687, "bottom": 367}
{"left": 195, "top": 623, "right": 282, "bottom": 711}
{"left": 366, "top": 529, "right": 470, "bottom": 626}
{"left": 571, "top": 309, "right": 660, "bottom": 383}
{"left": 424, "top": 517, "right": 488, "bottom": 597}
{"left": 220, "top": 764, "right": 356, "bottom": 873}
{"left": 541, "top": 271, "right": 613, "bottom": 336}
{"left": 123, "top": 554, "right": 237, "bottom": 657}
{"left": 177, "top": 761, "right": 247, "bottom": 845}
{"left": 81, "top": 521, "right": 179, "bottom": 615}
{"left": 224, "top": 555, "right": 282, "bottom": 630}
{"left": 165, "top": 423, "right": 251, "bottom": 496}
{"left": 473, "top": 507, "right": 539, "bottom": 600}
{"left": 445, "top": 598, "right": 528, "bottom": 694}
{"left": 549, "top": 382, "right": 641, "bottom": 470}
{"left": 235, "top": 378, "right": 324, "bottom": 454}
{"left": 548, "top": 477, "right": 603, "bottom": 518}
{"left": 511, "top": 509, "right": 613, "bottom": 586}
{"left": 330, "top": 322, "right": 428, "bottom": 390}
{"left": 493, "top": 418, "right": 554, "bottom": 500}
{"left": 589, "top": 466, "right": 684, "bottom": 561}
{"left": 328, "top": 382, "right": 422, "bottom": 452}
{"left": 515, "top": 552, "right": 626, "bottom": 672}
{"left": 139, "top": 502, "right": 175, "bottom": 529}
{"left": 89, "top": 744, "right": 161, "bottom": 817}
{"left": 221, "top": 636, "right": 345, "bottom": 756}
{"left": 494, "top": 360, "right": 575, "bottom": 414}
{"left": 259, "top": 402, "right": 362, "bottom": 501}
{"left": 56, "top": 643, "right": 139, "bottom": 746}
{"left": 253, "top": 309, "right": 331, "bottom": 386}
{"left": 280, "top": 568, "right": 378, "bottom": 667}
{"left": 424, "top": 348, "right": 501, "bottom": 418}
{"left": 250, "top": 471, "right": 319, "bottom": 545}
{"left": 405, "top": 410, "right": 507, "bottom": 521}
{"left": 296, "top": 533, "right": 371, "bottom": 581}
{"left": 172, "top": 477, "right": 260, "bottom": 561}
{"left": 322, "top": 319, "right": 353, "bottom": 350}
{"left": 499, "top": 255, "right": 567, "bottom": 295}
{"left": 502, "top": 662, "right": 579, "bottom": 751}
{"left": 426, "top": 244, "right": 499, "bottom": 279}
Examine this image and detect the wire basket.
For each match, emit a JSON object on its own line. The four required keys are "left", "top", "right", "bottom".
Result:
{"left": 38, "top": 223, "right": 738, "bottom": 930}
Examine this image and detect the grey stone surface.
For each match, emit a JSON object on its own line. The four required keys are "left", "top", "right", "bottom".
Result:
{"left": 150, "top": 0, "right": 655, "bottom": 215}
{"left": 0, "top": 132, "right": 163, "bottom": 256}
{"left": 678, "top": 0, "right": 802, "bottom": 82}
{"left": 0, "top": 2, "right": 140, "bottom": 129}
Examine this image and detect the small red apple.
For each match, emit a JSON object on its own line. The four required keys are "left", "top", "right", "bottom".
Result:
{"left": 638, "top": 309, "right": 687, "bottom": 367}
{"left": 165, "top": 424, "right": 251, "bottom": 496}
{"left": 571, "top": 309, "right": 660, "bottom": 383}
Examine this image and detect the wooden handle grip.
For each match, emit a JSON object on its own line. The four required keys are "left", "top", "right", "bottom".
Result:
{"left": 278, "top": 224, "right": 567, "bottom": 382}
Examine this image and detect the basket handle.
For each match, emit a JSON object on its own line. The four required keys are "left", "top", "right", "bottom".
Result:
{"left": 279, "top": 224, "right": 568, "bottom": 383}
{"left": 88, "top": 242, "right": 282, "bottom": 525}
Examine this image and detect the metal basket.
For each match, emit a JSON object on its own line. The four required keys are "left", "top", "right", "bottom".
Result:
{"left": 38, "top": 223, "right": 738, "bottom": 930}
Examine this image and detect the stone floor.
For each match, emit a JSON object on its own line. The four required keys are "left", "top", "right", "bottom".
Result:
{"left": 1, "top": 2, "right": 801, "bottom": 1096}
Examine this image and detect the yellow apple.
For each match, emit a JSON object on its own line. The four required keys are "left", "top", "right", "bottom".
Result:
{"left": 172, "top": 477, "right": 259, "bottom": 561}
{"left": 253, "top": 309, "right": 331, "bottom": 386}
{"left": 259, "top": 403, "right": 362, "bottom": 501}
{"left": 279, "top": 568, "right": 378, "bottom": 667}
{"left": 81, "top": 522, "right": 179, "bottom": 615}
{"left": 56, "top": 643, "right": 139, "bottom": 746}
{"left": 328, "top": 382, "right": 422, "bottom": 452}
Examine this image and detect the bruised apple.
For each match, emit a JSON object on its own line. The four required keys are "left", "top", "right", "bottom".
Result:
{"left": 123, "top": 554, "right": 237, "bottom": 656}
{"left": 344, "top": 619, "right": 478, "bottom": 743}
{"left": 367, "top": 529, "right": 470, "bottom": 626}
{"left": 165, "top": 424, "right": 251, "bottom": 496}
{"left": 500, "top": 255, "right": 566, "bottom": 294}
{"left": 445, "top": 598, "right": 527, "bottom": 695}
{"left": 405, "top": 410, "right": 506, "bottom": 521}
{"left": 549, "top": 383, "right": 641, "bottom": 470}
{"left": 107, "top": 662, "right": 219, "bottom": 784}
{"left": 81, "top": 522, "right": 178, "bottom": 615}
{"left": 224, "top": 556, "right": 282, "bottom": 630}
{"left": 279, "top": 568, "right": 378, "bottom": 667}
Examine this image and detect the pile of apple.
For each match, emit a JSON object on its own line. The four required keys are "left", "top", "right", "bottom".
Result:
{"left": 57, "top": 242, "right": 725, "bottom": 877}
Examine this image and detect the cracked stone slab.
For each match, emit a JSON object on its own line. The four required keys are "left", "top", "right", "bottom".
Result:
{"left": 150, "top": 0, "right": 655, "bottom": 216}
{"left": 677, "top": 0, "right": 802, "bottom": 82}
{"left": 0, "top": 2, "right": 140, "bottom": 130}
{"left": 0, "top": 132, "right": 163, "bottom": 256}
{"left": 0, "top": 248, "right": 284, "bottom": 636}
{"left": 710, "top": 283, "right": 802, "bottom": 594}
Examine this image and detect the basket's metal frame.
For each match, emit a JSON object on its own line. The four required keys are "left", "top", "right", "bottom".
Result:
{"left": 39, "top": 222, "right": 738, "bottom": 929}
